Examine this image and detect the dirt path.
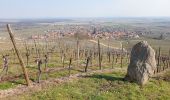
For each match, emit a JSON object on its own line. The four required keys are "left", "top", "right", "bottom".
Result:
{"left": 89, "top": 40, "right": 119, "bottom": 49}
{"left": 0, "top": 67, "right": 126, "bottom": 99}
{"left": 89, "top": 40, "right": 126, "bottom": 51}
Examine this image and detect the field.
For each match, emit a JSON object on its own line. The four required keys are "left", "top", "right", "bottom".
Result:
{"left": 0, "top": 18, "right": 169, "bottom": 99}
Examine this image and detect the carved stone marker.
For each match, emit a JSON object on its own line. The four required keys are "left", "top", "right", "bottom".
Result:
{"left": 125, "top": 41, "right": 157, "bottom": 85}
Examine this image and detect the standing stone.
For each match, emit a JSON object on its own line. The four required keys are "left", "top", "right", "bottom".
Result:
{"left": 124, "top": 41, "right": 157, "bottom": 85}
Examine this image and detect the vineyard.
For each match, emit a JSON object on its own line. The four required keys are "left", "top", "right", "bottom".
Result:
{"left": 0, "top": 25, "right": 169, "bottom": 99}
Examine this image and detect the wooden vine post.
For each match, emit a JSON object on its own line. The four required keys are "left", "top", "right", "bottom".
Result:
{"left": 68, "top": 58, "right": 72, "bottom": 76}
{"left": 157, "top": 47, "right": 161, "bottom": 66}
{"left": 85, "top": 56, "right": 90, "bottom": 72}
{"left": 76, "top": 38, "right": 80, "bottom": 67}
{"left": 98, "top": 39, "right": 102, "bottom": 70}
{"left": 7, "top": 24, "right": 30, "bottom": 86}
{"left": 24, "top": 41, "right": 30, "bottom": 66}
{"left": 120, "top": 42, "right": 123, "bottom": 68}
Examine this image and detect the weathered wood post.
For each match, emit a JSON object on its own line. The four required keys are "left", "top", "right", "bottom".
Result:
{"left": 157, "top": 47, "right": 161, "bottom": 73}
{"left": 7, "top": 24, "right": 30, "bottom": 86}
{"left": 162, "top": 57, "right": 165, "bottom": 71}
{"left": 34, "top": 40, "right": 39, "bottom": 58}
{"left": 76, "top": 38, "right": 80, "bottom": 67}
{"left": 115, "top": 52, "right": 118, "bottom": 63}
{"left": 89, "top": 50, "right": 93, "bottom": 67}
{"left": 44, "top": 38, "right": 49, "bottom": 71}
{"left": 98, "top": 39, "right": 102, "bottom": 70}
{"left": 61, "top": 50, "right": 65, "bottom": 68}
{"left": 24, "top": 41, "right": 30, "bottom": 66}
{"left": 68, "top": 58, "right": 72, "bottom": 76}
{"left": 108, "top": 51, "right": 111, "bottom": 63}
{"left": 107, "top": 39, "right": 111, "bottom": 63}
{"left": 112, "top": 53, "right": 115, "bottom": 69}
{"left": 120, "top": 43, "right": 123, "bottom": 68}
{"left": 44, "top": 54, "right": 48, "bottom": 71}
{"left": 157, "top": 47, "right": 161, "bottom": 66}
{"left": 85, "top": 56, "right": 90, "bottom": 72}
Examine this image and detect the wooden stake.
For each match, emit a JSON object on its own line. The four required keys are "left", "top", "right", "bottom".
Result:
{"left": 98, "top": 39, "right": 102, "bottom": 70}
{"left": 68, "top": 58, "right": 72, "bottom": 76}
{"left": 7, "top": 24, "right": 30, "bottom": 86}
{"left": 34, "top": 40, "right": 39, "bottom": 58}
{"left": 120, "top": 43, "right": 123, "bottom": 68}
{"left": 24, "top": 41, "right": 30, "bottom": 66}
{"left": 76, "top": 38, "right": 79, "bottom": 67}
{"left": 85, "top": 56, "right": 90, "bottom": 72}
{"left": 112, "top": 53, "right": 115, "bottom": 69}
{"left": 157, "top": 47, "right": 161, "bottom": 66}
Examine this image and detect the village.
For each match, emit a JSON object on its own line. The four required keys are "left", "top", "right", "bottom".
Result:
{"left": 30, "top": 24, "right": 140, "bottom": 40}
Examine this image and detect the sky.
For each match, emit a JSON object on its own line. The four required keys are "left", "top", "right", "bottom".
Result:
{"left": 0, "top": 0, "right": 170, "bottom": 19}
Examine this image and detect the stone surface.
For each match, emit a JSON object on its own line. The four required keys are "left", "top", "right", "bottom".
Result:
{"left": 125, "top": 41, "right": 157, "bottom": 85}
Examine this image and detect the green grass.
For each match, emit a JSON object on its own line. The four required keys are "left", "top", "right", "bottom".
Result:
{"left": 8, "top": 71, "right": 170, "bottom": 100}
{"left": 0, "top": 66, "right": 81, "bottom": 90}
{"left": 0, "top": 81, "right": 18, "bottom": 90}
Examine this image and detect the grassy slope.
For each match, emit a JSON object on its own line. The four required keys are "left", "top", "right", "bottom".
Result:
{"left": 0, "top": 38, "right": 168, "bottom": 99}
{"left": 8, "top": 71, "right": 170, "bottom": 100}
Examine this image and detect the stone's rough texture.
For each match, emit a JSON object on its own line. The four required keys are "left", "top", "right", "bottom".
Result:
{"left": 125, "top": 41, "right": 157, "bottom": 85}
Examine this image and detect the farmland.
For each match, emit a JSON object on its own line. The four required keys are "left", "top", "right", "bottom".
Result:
{"left": 0, "top": 18, "right": 169, "bottom": 99}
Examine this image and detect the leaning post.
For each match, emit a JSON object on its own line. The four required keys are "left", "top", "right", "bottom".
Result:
{"left": 7, "top": 24, "right": 30, "bottom": 86}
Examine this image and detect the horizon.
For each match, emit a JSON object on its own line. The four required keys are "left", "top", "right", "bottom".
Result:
{"left": 1, "top": 16, "right": 170, "bottom": 20}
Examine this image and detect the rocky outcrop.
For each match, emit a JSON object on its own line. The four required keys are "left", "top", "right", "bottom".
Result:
{"left": 125, "top": 41, "right": 157, "bottom": 85}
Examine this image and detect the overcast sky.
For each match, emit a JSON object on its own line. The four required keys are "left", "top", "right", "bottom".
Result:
{"left": 0, "top": 0, "right": 170, "bottom": 18}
